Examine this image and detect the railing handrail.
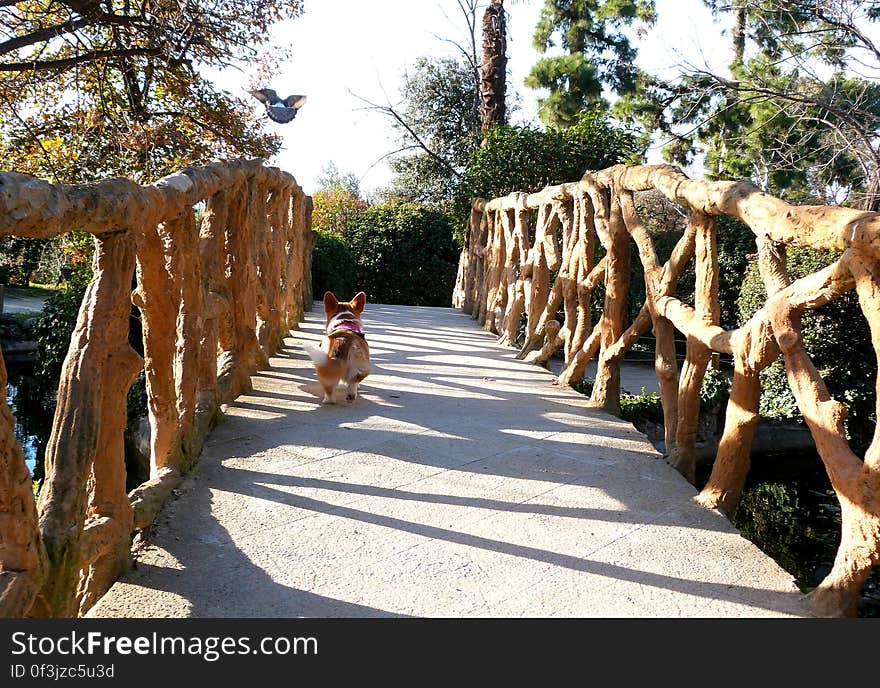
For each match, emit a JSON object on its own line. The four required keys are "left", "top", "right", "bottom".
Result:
{"left": 454, "top": 162, "right": 880, "bottom": 617}
{"left": 0, "top": 158, "right": 315, "bottom": 617}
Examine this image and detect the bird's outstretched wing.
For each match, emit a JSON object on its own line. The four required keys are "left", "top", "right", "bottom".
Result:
{"left": 250, "top": 88, "right": 307, "bottom": 123}
{"left": 265, "top": 106, "right": 300, "bottom": 124}
{"left": 250, "top": 88, "right": 279, "bottom": 105}
{"left": 283, "top": 95, "right": 307, "bottom": 109}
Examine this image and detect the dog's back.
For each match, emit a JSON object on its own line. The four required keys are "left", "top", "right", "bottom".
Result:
{"left": 306, "top": 291, "right": 371, "bottom": 404}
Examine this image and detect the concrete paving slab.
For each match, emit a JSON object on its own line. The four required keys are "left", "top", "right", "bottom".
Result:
{"left": 88, "top": 303, "right": 814, "bottom": 618}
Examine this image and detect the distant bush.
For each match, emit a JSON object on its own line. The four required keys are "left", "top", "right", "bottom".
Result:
{"left": 737, "top": 246, "right": 875, "bottom": 453}
{"left": 345, "top": 200, "right": 458, "bottom": 306}
{"left": 452, "top": 109, "right": 639, "bottom": 244}
{"left": 311, "top": 230, "right": 357, "bottom": 301}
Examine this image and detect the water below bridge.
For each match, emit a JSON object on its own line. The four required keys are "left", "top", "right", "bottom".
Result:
{"left": 89, "top": 304, "right": 812, "bottom": 617}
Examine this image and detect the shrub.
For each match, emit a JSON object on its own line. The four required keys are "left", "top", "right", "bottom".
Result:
{"left": 344, "top": 200, "right": 458, "bottom": 306}
{"left": 452, "top": 109, "right": 639, "bottom": 244}
{"left": 311, "top": 230, "right": 357, "bottom": 301}
{"left": 737, "top": 246, "right": 875, "bottom": 453}
{"left": 33, "top": 274, "right": 89, "bottom": 381}
{"left": 619, "top": 388, "right": 663, "bottom": 425}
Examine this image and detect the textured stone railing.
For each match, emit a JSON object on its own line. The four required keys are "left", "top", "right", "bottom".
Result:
{"left": 453, "top": 163, "right": 880, "bottom": 617}
{"left": 0, "top": 159, "right": 315, "bottom": 617}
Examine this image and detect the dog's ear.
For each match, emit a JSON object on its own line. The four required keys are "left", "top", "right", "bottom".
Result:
{"left": 351, "top": 291, "right": 367, "bottom": 314}
{"left": 323, "top": 291, "right": 339, "bottom": 313}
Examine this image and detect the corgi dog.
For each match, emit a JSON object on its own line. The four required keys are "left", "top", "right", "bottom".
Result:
{"left": 305, "top": 291, "right": 371, "bottom": 404}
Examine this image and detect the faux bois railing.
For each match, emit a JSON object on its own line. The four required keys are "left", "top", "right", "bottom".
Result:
{"left": 453, "top": 163, "right": 880, "bottom": 617}
{"left": 0, "top": 159, "right": 315, "bottom": 617}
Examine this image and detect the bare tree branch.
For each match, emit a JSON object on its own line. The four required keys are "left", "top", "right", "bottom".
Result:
{"left": 349, "top": 88, "right": 462, "bottom": 179}
{"left": 0, "top": 47, "right": 174, "bottom": 73}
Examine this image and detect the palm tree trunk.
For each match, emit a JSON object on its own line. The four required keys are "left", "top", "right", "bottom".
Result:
{"left": 480, "top": 0, "right": 507, "bottom": 136}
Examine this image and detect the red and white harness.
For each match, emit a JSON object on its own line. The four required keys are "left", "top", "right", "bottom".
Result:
{"left": 327, "top": 309, "right": 366, "bottom": 340}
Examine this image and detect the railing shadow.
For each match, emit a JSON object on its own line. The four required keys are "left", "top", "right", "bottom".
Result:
{"left": 102, "top": 303, "right": 811, "bottom": 617}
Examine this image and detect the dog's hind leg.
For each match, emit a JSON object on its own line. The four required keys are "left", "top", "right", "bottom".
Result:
{"left": 345, "top": 381, "right": 358, "bottom": 402}
{"left": 346, "top": 368, "right": 369, "bottom": 402}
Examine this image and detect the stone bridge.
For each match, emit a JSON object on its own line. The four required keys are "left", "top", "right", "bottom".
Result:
{"left": 88, "top": 304, "right": 808, "bottom": 617}
{"left": 0, "top": 160, "right": 878, "bottom": 617}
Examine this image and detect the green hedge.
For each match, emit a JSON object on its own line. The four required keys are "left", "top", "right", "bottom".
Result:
{"left": 737, "top": 246, "right": 875, "bottom": 453}
{"left": 311, "top": 230, "right": 357, "bottom": 302}
{"left": 345, "top": 201, "right": 458, "bottom": 306}
{"left": 311, "top": 200, "right": 459, "bottom": 307}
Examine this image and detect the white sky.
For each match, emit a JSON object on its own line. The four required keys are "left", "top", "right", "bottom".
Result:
{"left": 211, "top": 0, "right": 726, "bottom": 196}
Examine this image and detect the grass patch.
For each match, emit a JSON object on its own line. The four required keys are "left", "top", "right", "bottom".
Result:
{"left": 6, "top": 311, "right": 35, "bottom": 325}
{"left": 5, "top": 284, "right": 61, "bottom": 298}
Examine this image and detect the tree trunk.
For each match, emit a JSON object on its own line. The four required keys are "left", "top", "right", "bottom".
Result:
{"left": 732, "top": 5, "right": 746, "bottom": 69}
{"left": 480, "top": 0, "right": 507, "bottom": 136}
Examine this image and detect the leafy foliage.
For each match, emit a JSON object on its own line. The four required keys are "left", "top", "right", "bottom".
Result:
{"left": 380, "top": 56, "right": 482, "bottom": 207}
{"left": 0, "top": 1, "right": 303, "bottom": 184}
{"left": 0, "top": 237, "right": 44, "bottom": 286}
{"left": 311, "top": 231, "right": 357, "bottom": 303}
{"left": 618, "top": 387, "right": 663, "bottom": 425}
{"left": 344, "top": 201, "right": 459, "bottom": 307}
{"left": 453, "top": 109, "right": 639, "bottom": 242}
{"left": 32, "top": 275, "right": 90, "bottom": 383}
{"left": 732, "top": 481, "right": 814, "bottom": 583}
{"left": 619, "top": 2, "right": 880, "bottom": 209}
{"left": 311, "top": 188, "right": 369, "bottom": 237}
{"left": 527, "top": 0, "right": 657, "bottom": 127}
{"left": 737, "top": 247, "right": 876, "bottom": 453}
{"left": 700, "top": 366, "right": 731, "bottom": 411}
{"left": 0, "top": 1, "right": 305, "bottom": 301}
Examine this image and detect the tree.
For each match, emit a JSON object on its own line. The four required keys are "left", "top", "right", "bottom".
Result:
{"left": 0, "top": 0, "right": 304, "bottom": 184}
{"left": 315, "top": 162, "right": 362, "bottom": 198}
{"left": 373, "top": 55, "right": 483, "bottom": 206}
{"left": 627, "top": 1, "right": 880, "bottom": 209}
{"left": 480, "top": 0, "right": 508, "bottom": 134}
{"left": 526, "top": 0, "right": 656, "bottom": 128}
{"left": 0, "top": 1, "right": 303, "bottom": 285}
{"left": 312, "top": 163, "right": 369, "bottom": 238}
{"left": 358, "top": 1, "right": 496, "bottom": 207}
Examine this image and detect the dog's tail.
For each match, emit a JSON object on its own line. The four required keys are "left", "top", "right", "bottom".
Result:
{"left": 304, "top": 343, "right": 329, "bottom": 367}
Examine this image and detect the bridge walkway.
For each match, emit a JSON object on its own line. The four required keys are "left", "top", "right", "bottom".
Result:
{"left": 88, "top": 304, "right": 810, "bottom": 617}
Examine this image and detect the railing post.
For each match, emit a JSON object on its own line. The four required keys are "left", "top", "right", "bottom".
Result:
{"left": 174, "top": 209, "right": 204, "bottom": 466}
{"left": 301, "top": 195, "right": 316, "bottom": 312}
{"left": 34, "top": 230, "right": 138, "bottom": 617}
{"left": 136, "top": 217, "right": 184, "bottom": 477}
{"left": 197, "top": 190, "right": 231, "bottom": 433}
{"left": 218, "top": 179, "right": 266, "bottom": 401}
{"left": 77, "top": 233, "right": 141, "bottom": 614}
{"left": 590, "top": 187, "right": 629, "bottom": 415}
{"left": 669, "top": 212, "right": 719, "bottom": 483}
{"left": 571, "top": 193, "right": 595, "bottom": 360}
{"left": 0, "top": 345, "right": 46, "bottom": 616}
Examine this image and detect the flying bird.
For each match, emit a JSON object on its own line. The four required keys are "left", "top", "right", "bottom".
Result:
{"left": 249, "top": 89, "right": 307, "bottom": 123}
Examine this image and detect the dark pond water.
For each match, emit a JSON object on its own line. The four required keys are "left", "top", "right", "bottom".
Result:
{"left": 5, "top": 360, "right": 52, "bottom": 482}
{"left": 696, "top": 449, "right": 880, "bottom": 617}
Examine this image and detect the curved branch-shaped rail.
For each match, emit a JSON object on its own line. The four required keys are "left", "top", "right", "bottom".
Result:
{"left": 453, "top": 163, "right": 880, "bottom": 617}
{"left": 0, "top": 159, "right": 315, "bottom": 617}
